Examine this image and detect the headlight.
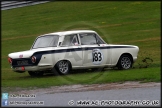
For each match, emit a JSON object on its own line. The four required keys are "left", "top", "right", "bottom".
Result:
{"left": 31, "top": 56, "right": 36, "bottom": 63}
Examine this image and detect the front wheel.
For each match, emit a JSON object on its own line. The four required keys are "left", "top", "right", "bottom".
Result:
{"left": 117, "top": 55, "right": 133, "bottom": 70}
{"left": 55, "top": 60, "right": 71, "bottom": 75}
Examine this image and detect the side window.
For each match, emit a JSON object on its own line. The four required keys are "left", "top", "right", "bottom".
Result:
{"left": 79, "top": 33, "right": 97, "bottom": 45}
{"left": 62, "top": 34, "right": 79, "bottom": 46}
{"left": 95, "top": 34, "right": 105, "bottom": 44}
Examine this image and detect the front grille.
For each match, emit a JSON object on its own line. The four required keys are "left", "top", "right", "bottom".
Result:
{"left": 12, "top": 58, "right": 33, "bottom": 67}
{"left": 17, "top": 60, "right": 28, "bottom": 65}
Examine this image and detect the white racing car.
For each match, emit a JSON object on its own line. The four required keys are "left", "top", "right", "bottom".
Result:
{"left": 8, "top": 30, "right": 139, "bottom": 76}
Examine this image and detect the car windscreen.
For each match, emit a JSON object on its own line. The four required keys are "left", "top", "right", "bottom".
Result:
{"left": 32, "top": 35, "right": 59, "bottom": 49}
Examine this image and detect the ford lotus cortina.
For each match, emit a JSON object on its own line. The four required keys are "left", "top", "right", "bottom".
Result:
{"left": 8, "top": 30, "right": 139, "bottom": 76}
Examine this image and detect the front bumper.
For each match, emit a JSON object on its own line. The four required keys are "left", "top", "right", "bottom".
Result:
{"left": 11, "top": 65, "right": 53, "bottom": 72}
{"left": 133, "top": 57, "right": 138, "bottom": 62}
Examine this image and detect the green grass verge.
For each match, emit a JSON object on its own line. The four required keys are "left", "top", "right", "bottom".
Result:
{"left": 2, "top": 67, "right": 160, "bottom": 93}
{"left": 1, "top": 1, "right": 161, "bottom": 92}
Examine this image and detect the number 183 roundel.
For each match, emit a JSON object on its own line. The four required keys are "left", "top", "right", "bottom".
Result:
{"left": 92, "top": 49, "right": 103, "bottom": 65}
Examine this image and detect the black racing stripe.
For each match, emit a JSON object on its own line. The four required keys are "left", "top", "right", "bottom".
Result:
{"left": 12, "top": 46, "right": 135, "bottom": 67}
{"left": 109, "top": 46, "right": 136, "bottom": 48}
{"left": 31, "top": 46, "right": 135, "bottom": 64}
{"left": 33, "top": 46, "right": 135, "bottom": 55}
{"left": 33, "top": 48, "right": 82, "bottom": 55}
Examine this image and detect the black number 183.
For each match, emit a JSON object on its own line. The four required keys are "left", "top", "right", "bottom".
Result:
{"left": 93, "top": 52, "right": 102, "bottom": 62}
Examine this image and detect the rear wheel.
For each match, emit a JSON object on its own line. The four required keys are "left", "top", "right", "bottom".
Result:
{"left": 117, "top": 55, "right": 133, "bottom": 70}
{"left": 55, "top": 60, "right": 71, "bottom": 75}
{"left": 28, "top": 71, "right": 44, "bottom": 77}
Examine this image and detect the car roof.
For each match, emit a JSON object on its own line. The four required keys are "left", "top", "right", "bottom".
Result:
{"left": 42, "top": 30, "right": 97, "bottom": 36}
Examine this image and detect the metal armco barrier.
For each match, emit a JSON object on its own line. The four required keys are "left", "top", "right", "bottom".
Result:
{"left": 1, "top": 1, "right": 50, "bottom": 10}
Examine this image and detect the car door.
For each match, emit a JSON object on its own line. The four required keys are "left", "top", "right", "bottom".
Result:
{"left": 61, "top": 34, "right": 83, "bottom": 68}
{"left": 79, "top": 33, "right": 110, "bottom": 68}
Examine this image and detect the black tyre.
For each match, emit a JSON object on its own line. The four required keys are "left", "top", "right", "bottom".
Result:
{"left": 55, "top": 60, "right": 71, "bottom": 75}
{"left": 28, "top": 71, "right": 44, "bottom": 77}
{"left": 117, "top": 55, "right": 133, "bottom": 70}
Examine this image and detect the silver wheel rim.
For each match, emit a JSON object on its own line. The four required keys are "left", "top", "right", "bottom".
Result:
{"left": 121, "top": 57, "right": 131, "bottom": 69}
{"left": 58, "top": 61, "right": 68, "bottom": 73}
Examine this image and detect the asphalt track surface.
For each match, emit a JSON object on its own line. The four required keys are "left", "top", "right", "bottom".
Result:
{"left": 5, "top": 82, "right": 161, "bottom": 107}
